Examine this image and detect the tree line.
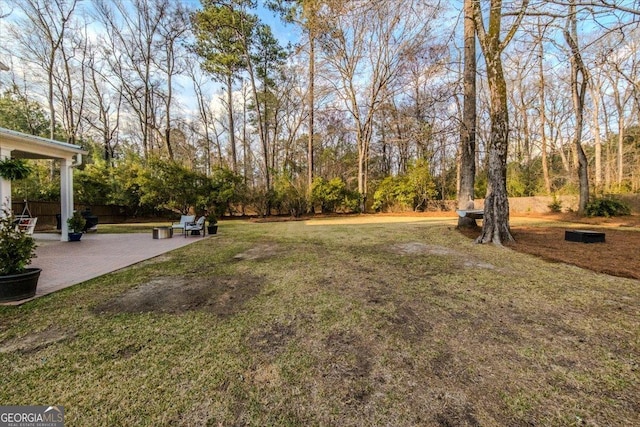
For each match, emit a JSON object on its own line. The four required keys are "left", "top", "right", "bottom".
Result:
{"left": 0, "top": 0, "right": 638, "bottom": 225}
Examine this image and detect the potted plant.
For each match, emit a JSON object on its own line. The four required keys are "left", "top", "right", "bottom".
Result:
{"left": 0, "top": 157, "right": 32, "bottom": 181}
{"left": 0, "top": 208, "right": 40, "bottom": 302}
{"left": 206, "top": 213, "right": 218, "bottom": 235}
{"left": 67, "top": 211, "right": 86, "bottom": 242}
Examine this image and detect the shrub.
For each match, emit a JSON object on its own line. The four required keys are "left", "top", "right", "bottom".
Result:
{"left": 372, "top": 176, "right": 413, "bottom": 212}
{"left": 273, "top": 175, "right": 308, "bottom": 218}
{"left": 407, "top": 159, "right": 437, "bottom": 210}
{"left": 311, "top": 177, "right": 361, "bottom": 213}
{"left": 585, "top": 197, "right": 631, "bottom": 217}
{"left": 0, "top": 208, "right": 37, "bottom": 275}
{"left": 548, "top": 195, "right": 562, "bottom": 213}
{"left": 245, "top": 187, "right": 274, "bottom": 217}
{"left": 342, "top": 190, "right": 362, "bottom": 213}
{"left": 138, "top": 158, "right": 214, "bottom": 214}
{"left": 372, "top": 160, "right": 436, "bottom": 212}
{"left": 210, "top": 167, "right": 245, "bottom": 217}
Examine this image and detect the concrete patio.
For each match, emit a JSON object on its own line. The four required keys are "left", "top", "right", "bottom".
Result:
{"left": 2, "top": 231, "right": 206, "bottom": 305}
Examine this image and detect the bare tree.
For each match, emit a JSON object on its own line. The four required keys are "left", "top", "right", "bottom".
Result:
{"left": 55, "top": 19, "right": 88, "bottom": 145}
{"left": 267, "top": 0, "right": 324, "bottom": 194}
{"left": 603, "top": 42, "right": 638, "bottom": 188}
{"left": 458, "top": 0, "right": 478, "bottom": 227}
{"left": 155, "top": 1, "right": 191, "bottom": 160}
{"left": 10, "top": 0, "right": 79, "bottom": 140}
{"left": 85, "top": 49, "right": 122, "bottom": 163}
{"left": 185, "top": 55, "right": 216, "bottom": 173}
{"left": 536, "top": 18, "right": 553, "bottom": 195}
{"left": 472, "top": 0, "right": 529, "bottom": 244}
{"left": 94, "top": 0, "right": 170, "bottom": 158}
{"left": 563, "top": 0, "right": 590, "bottom": 213}
{"left": 320, "top": 0, "right": 437, "bottom": 210}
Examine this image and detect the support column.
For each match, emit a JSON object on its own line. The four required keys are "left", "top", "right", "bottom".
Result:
{"left": 60, "top": 157, "right": 74, "bottom": 241}
{"left": 0, "top": 147, "right": 12, "bottom": 214}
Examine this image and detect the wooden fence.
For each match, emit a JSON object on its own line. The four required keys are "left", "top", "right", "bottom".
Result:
{"left": 11, "top": 201, "right": 130, "bottom": 230}
{"left": 9, "top": 194, "right": 640, "bottom": 231}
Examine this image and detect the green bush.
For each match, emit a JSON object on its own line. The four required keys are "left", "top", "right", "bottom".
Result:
{"left": 138, "top": 158, "right": 214, "bottom": 214}
{"left": 342, "top": 190, "right": 362, "bottom": 213}
{"left": 0, "top": 208, "right": 37, "bottom": 275}
{"left": 585, "top": 197, "right": 631, "bottom": 217}
{"left": 209, "top": 167, "right": 245, "bottom": 217}
{"left": 548, "top": 195, "right": 562, "bottom": 213}
{"left": 407, "top": 159, "right": 437, "bottom": 210}
{"left": 273, "top": 174, "right": 308, "bottom": 217}
{"left": 75, "top": 160, "right": 112, "bottom": 205}
{"left": 245, "top": 187, "right": 274, "bottom": 217}
{"left": 311, "top": 177, "right": 360, "bottom": 213}
{"left": 372, "top": 176, "right": 413, "bottom": 212}
{"left": 372, "top": 160, "right": 436, "bottom": 212}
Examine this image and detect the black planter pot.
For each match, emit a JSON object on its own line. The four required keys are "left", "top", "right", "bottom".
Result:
{"left": 68, "top": 232, "right": 83, "bottom": 242}
{"left": 207, "top": 225, "right": 218, "bottom": 235}
{"left": 0, "top": 268, "right": 42, "bottom": 302}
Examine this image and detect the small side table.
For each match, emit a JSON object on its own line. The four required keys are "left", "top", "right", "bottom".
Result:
{"left": 152, "top": 226, "right": 173, "bottom": 239}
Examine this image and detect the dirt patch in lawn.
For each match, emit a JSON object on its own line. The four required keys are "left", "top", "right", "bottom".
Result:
{"left": 93, "top": 274, "right": 264, "bottom": 316}
{"left": 0, "top": 326, "right": 76, "bottom": 354}
{"left": 389, "top": 242, "right": 459, "bottom": 256}
{"left": 319, "top": 330, "right": 374, "bottom": 406}
{"left": 247, "top": 320, "right": 297, "bottom": 358}
{"left": 388, "top": 242, "right": 496, "bottom": 270}
{"left": 233, "top": 243, "right": 281, "bottom": 261}
{"left": 459, "top": 214, "right": 640, "bottom": 280}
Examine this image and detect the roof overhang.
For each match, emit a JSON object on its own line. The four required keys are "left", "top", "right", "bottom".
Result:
{"left": 0, "top": 127, "right": 87, "bottom": 160}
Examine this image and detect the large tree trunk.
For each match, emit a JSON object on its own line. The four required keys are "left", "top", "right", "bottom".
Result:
{"left": 472, "top": 0, "right": 526, "bottom": 244}
{"left": 307, "top": 30, "right": 315, "bottom": 196}
{"left": 475, "top": 53, "right": 513, "bottom": 244}
{"left": 458, "top": 0, "right": 478, "bottom": 228}
{"left": 564, "top": 0, "right": 589, "bottom": 213}
{"left": 535, "top": 19, "right": 552, "bottom": 195}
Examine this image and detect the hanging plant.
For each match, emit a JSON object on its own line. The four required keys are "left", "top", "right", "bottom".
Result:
{"left": 0, "top": 158, "right": 33, "bottom": 180}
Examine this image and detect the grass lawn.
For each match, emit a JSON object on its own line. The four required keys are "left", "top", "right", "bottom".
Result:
{"left": 1, "top": 216, "right": 638, "bottom": 426}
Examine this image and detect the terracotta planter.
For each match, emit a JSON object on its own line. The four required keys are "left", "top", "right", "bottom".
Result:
{"left": 0, "top": 268, "right": 42, "bottom": 302}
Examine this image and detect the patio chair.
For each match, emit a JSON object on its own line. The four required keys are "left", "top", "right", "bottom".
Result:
{"left": 171, "top": 215, "right": 195, "bottom": 234}
{"left": 184, "top": 216, "right": 206, "bottom": 238}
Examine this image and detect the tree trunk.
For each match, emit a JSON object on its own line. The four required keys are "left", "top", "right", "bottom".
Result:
{"left": 472, "top": 0, "right": 526, "bottom": 244}
{"left": 589, "top": 82, "right": 602, "bottom": 193}
{"left": 227, "top": 74, "right": 237, "bottom": 172}
{"left": 458, "top": 0, "right": 477, "bottom": 228}
{"left": 564, "top": 1, "right": 589, "bottom": 213}
{"left": 307, "top": 30, "right": 315, "bottom": 196}
{"left": 538, "top": 36, "right": 551, "bottom": 194}
{"left": 165, "top": 40, "right": 175, "bottom": 160}
{"left": 475, "top": 54, "right": 513, "bottom": 244}
{"left": 243, "top": 81, "right": 250, "bottom": 186}
{"left": 617, "top": 118, "right": 624, "bottom": 185}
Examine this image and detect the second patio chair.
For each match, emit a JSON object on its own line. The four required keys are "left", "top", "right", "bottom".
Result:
{"left": 184, "top": 216, "right": 206, "bottom": 237}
